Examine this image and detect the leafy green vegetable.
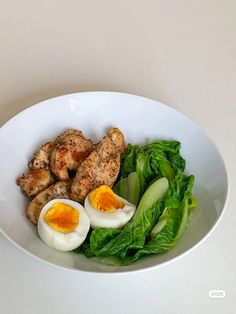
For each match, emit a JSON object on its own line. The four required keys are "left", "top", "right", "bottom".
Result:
{"left": 94, "top": 199, "right": 188, "bottom": 266}
{"left": 127, "top": 172, "right": 140, "bottom": 206}
{"left": 90, "top": 228, "right": 121, "bottom": 255}
{"left": 74, "top": 139, "right": 196, "bottom": 265}
{"left": 124, "top": 198, "right": 189, "bottom": 264}
{"left": 88, "top": 174, "right": 194, "bottom": 266}
{"left": 113, "top": 172, "right": 140, "bottom": 206}
{"left": 88, "top": 177, "right": 169, "bottom": 258}
{"left": 132, "top": 177, "right": 169, "bottom": 222}
{"left": 116, "top": 140, "right": 186, "bottom": 204}
{"left": 114, "top": 177, "right": 129, "bottom": 200}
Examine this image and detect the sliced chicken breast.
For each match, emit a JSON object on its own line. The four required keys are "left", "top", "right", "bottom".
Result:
{"left": 16, "top": 169, "right": 54, "bottom": 198}
{"left": 26, "top": 180, "right": 71, "bottom": 224}
{"left": 70, "top": 128, "right": 126, "bottom": 203}
{"left": 50, "top": 129, "right": 93, "bottom": 180}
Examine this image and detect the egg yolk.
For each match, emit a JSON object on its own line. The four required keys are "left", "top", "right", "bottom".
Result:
{"left": 44, "top": 202, "right": 79, "bottom": 233}
{"left": 89, "top": 185, "right": 125, "bottom": 212}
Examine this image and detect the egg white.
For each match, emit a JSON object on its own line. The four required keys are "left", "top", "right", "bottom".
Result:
{"left": 37, "top": 199, "right": 90, "bottom": 251}
{"left": 84, "top": 193, "right": 136, "bottom": 229}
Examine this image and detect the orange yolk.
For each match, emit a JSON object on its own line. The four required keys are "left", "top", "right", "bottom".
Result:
{"left": 89, "top": 185, "right": 125, "bottom": 212}
{"left": 44, "top": 202, "right": 79, "bottom": 233}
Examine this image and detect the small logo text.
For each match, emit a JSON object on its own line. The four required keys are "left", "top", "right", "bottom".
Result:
{"left": 208, "top": 290, "right": 226, "bottom": 299}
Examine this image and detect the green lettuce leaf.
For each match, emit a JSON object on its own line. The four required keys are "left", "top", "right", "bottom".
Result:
{"left": 124, "top": 198, "right": 189, "bottom": 264}
{"left": 88, "top": 177, "right": 169, "bottom": 258}
{"left": 89, "top": 174, "right": 194, "bottom": 266}
{"left": 115, "top": 140, "right": 186, "bottom": 204}
{"left": 74, "top": 140, "right": 196, "bottom": 266}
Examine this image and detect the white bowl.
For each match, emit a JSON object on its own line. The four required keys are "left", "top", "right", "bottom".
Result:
{"left": 0, "top": 92, "right": 228, "bottom": 273}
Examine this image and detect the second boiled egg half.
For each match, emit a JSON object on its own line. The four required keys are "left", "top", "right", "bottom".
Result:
{"left": 84, "top": 185, "right": 136, "bottom": 228}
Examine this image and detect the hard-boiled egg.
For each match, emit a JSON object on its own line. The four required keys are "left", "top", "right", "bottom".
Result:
{"left": 84, "top": 185, "right": 136, "bottom": 228}
{"left": 37, "top": 199, "right": 90, "bottom": 251}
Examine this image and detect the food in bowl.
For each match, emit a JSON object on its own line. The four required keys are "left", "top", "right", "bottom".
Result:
{"left": 16, "top": 127, "right": 196, "bottom": 265}
{"left": 38, "top": 199, "right": 90, "bottom": 251}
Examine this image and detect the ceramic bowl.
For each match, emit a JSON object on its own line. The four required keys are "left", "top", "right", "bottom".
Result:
{"left": 0, "top": 92, "right": 229, "bottom": 273}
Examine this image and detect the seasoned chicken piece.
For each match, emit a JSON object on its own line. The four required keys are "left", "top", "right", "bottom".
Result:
{"left": 70, "top": 128, "right": 126, "bottom": 203}
{"left": 16, "top": 169, "right": 54, "bottom": 198}
{"left": 107, "top": 127, "right": 126, "bottom": 153}
{"left": 29, "top": 141, "right": 54, "bottom": 170}
{"left": 50, "top": 129, "right": 93, "bottom": 180}
{"left": 26, "top": 180, "right": 71, "bottom": 224}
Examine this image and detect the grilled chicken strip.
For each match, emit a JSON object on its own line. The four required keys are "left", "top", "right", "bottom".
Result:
{"left": 16, "top": 169, "right": 54, "bottom": 198}
{"left": 50, "top": 129, "right": 93, "bottom": 180}
{"left": 26, "top": 180, "right": 71, "bottom": 224}
{"left": 70, "top": 128, "right": 126, "bottom": 203}
{"left": 107, "top": 127, "right": 126, "bottom": 153}
{"left": 29, "top": 141, "right": 54, "bottom": 170}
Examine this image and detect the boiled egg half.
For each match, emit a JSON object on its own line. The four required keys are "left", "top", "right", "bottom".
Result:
{"left": 38, "top": 199, "right": 90, "bottom": 251}
{"left": 84, "top": 185, "right": 136, "bottom": 228}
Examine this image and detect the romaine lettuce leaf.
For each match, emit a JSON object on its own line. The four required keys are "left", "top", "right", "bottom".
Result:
{"left": 115, "top": 140, "right": 186, "bottom": 204}
{"left": 123, "top": 198, "right": 189, "bottom": 264}
{"left": 74, "top": 140, "right": 196, "bottom": 265}
{"left": 88, "top": 177, "right": 169, "bottom": 258}
{"left": 88, "top": 174, "right": 194, "bottom": 266}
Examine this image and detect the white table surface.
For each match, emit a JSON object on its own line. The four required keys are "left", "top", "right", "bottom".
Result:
{"left": 0, "top": 1, "right": 235, "bottom": 313}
